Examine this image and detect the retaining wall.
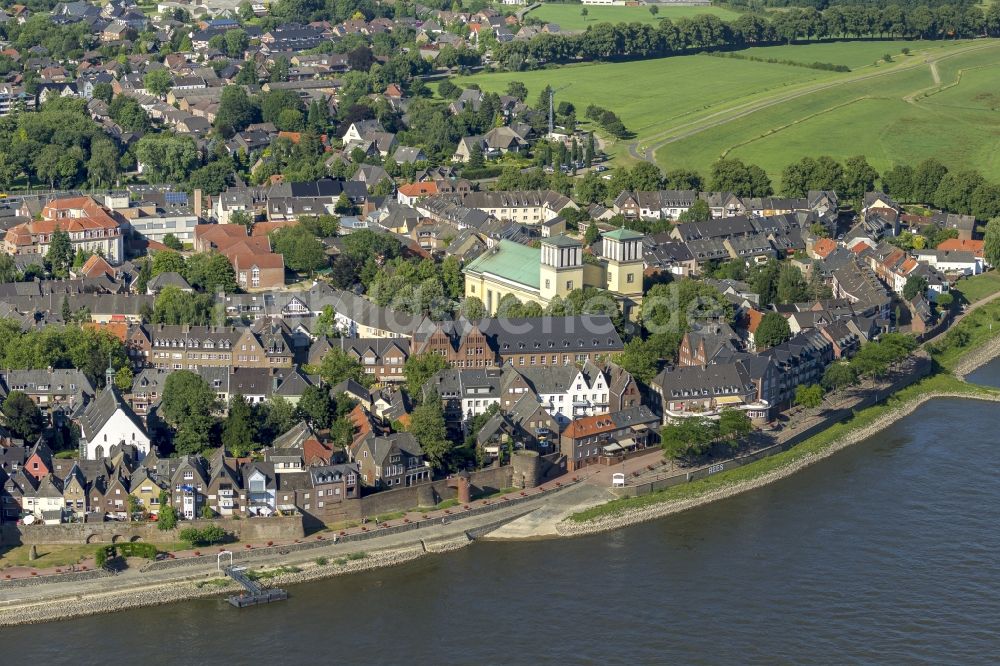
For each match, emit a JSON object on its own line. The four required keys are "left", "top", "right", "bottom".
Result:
{"left": 1, "top": 515, "right": 305, "bottom": 547}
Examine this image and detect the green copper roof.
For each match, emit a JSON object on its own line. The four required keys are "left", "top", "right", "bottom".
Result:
{"left": 463, "top": 240, "right": 540, "bottom": 290}
{"left": 542, "top": 234, "right": 582, "bottom": 248}
{"left": 602, "top": 228, "right": 645, "bottom": 241}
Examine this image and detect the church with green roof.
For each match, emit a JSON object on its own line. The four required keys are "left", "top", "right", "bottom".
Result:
{"left": 463, "top": 230, "right": 645, "bottom": 317}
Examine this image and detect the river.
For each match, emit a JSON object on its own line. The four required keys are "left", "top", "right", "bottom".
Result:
{"left": 10, "top": 383, "right": 1000, "bottom": 663}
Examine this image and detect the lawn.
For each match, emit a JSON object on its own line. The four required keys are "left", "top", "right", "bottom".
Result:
{"left": 0, "top": 544, "right": 97, "bottom": 569}
{"left": 952, "top": 272, "right": 1000, "bottom": 304}
{"left": 525, "top": 3, "right": 741, "bottom": 31}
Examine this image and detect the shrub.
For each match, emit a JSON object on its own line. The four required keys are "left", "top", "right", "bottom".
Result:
{"left": 94, "top": 545, "right": 115, "bottom": 568}
{"left": 178, "top": 525, "right": 228, "bottom": 547}
{"left": 315, "top": 557, "right": 328, "bottom": 566}
{"left": 347, "top": 552, "right": 366, "bottom": 561}
{"left": 117, "top": 542, "right": 158, "bottom": 559}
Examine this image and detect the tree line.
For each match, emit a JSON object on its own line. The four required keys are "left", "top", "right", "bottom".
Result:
{"left": 494, "top": 4, "right": 999, "bottom": 69}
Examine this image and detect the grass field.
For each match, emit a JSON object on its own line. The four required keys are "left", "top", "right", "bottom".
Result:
{"left": 952, "top": 272, "right": 1000, "bottom": 304}
{"left": 462, "top": 52, "right": 830, "bottom": 141}
{"left": 734, "top": 40, "right": 937, "bottom": 69}
{"left": 525, "top": 3, "right": 741, "bottom": 31}
{"left": 461, "top": 38, "right": 1000, "bottom": 182}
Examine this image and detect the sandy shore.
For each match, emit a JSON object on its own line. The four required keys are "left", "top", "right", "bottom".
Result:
{"left": 556, "top": 390, "right": 1000, "bottom": 538}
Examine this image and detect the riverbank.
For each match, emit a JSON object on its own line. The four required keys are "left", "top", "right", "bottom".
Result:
{"left": 0, "top": 499, "right": 544, "bottom": 626}
{"left": 951, "top": 332, "right": 1000, "bottom": 378}
{"left": 557, "top": 375, "right": 1000, "bottom": 537}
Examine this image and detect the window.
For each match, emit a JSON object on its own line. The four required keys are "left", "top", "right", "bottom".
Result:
{"left": 626, "top": 273, "right": 635, "bottom": 284}
{"left": 566, "top": 280, "right": 573, "bottom": 290}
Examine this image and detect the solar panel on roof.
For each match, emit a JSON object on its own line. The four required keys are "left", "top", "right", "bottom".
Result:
{"left": 164, "top": 191, "right": 188, "bottom": 205}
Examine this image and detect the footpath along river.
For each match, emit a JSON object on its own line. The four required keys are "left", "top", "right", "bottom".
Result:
{"left": 8, "top": 369, "right": 1000, "bottom": 663}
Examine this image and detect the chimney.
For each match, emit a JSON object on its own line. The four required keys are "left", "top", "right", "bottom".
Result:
{"left": 193, "top": 188, "right": 203, "bottom": 220}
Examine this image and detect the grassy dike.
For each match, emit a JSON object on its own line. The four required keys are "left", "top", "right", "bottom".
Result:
{"left": 566, "top": 374, "right": 1000, "bottom": 528}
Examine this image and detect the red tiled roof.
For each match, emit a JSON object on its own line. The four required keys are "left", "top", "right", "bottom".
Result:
{"left": 813, "top": 238, "right": 837, "bottom": 259}
{"left": 937, "top": 239, "right": 984, "bottom": 257}
{"left": 80, "top": 253, "right": 115, "bottom": 278}
{"left": 251, "top": 220, "right": 297, "bottom": 237}
{"left": 562, "top": 413, "right": 619, "bottom": 440}
{"left": 398, "top": 182, "right": 438, "bottom": 198}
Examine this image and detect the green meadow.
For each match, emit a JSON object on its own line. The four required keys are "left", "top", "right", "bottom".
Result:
{"left": 524, "top": 3, "right": 742, "bottom": 31}
{"left": 459, "top": 38, "right": 1000, "bottom": 181}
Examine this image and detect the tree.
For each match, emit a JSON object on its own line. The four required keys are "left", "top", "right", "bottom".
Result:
{"left": 912, "top": 158, "right": 949, "bottom": 204}
{"left": 215, "top": 85, "right": 257, "bottom": 133}
{"left": 2, "top": 391, "right": 43, "bottom": 441}
{"left": 404, "top": 352, "right": 449, "bottom": 398}
{"left": 506, "top": 81, "right": 528, "bottom": 101}
{"left": 152, "top": 250, "right": 186, "bottom": 277}
{"left": 903, "top": 275, "right": 929, "bottom": 300}
{"left": 776, "top": 264, "right": 809, "bottom": 304}
{"left": 134, "top": 134, "right": 198, "bottom": 183}
{"left": 661, "top": 416, "right": 718, "bottom": 460}
{"left": 755, "top": 312, "right": 791, "bottom": 349}
{"left": 467, "top": 142, "right": 485, "bottom": 170}
{"left": 794, "top": 383, "right": 825, "bottom": 409}
{"left": 47, "top": 225, "right": 72, "bottom": 278}
{"left": 461, "top": 297, "right": 486, "bottom": 321}
{"left": 297, "top": 385, "right": 333, "bottom": 429}
{"left": 709, "top": 158, "right": 772, "bottom": 197}
{"left": 882, "top": 164, "right": 915, "bottom": 201}
{"left": 184, "top": 252, "right": 237, "bottom": 293}
{"left": 841, "top": 155, "right": 879, "bottom": 202}
{"left": 269, "top": 225, "right": 327, "bottom": 274}
{"left": 822, "top": 362, "right": 856, "bottom": 391}
{"left": 718, "top": 408, "right": 751, "bottom": 441}
{"left": 143, "top": 69, "right": 172, "bottom": 97}
{"left": 222, "top": 394, "right": 257, "bottom": 456}
{"left": 984, "top": 218, "right": 1000, "bottom": 268}
{"left": 317, "top": 348, "right": 371, "bottom": 388}
{"left": 409, "top": 393, "right": 450, "bottom": 470}
{"left": 678, "top": 199, "right": 711, "bottom": 223}
{"left": 663, "top": 169, "right": 703, "bottom": 191}
{"left": 161, "top": 370, "right": 218, "bottom": 455}
{"left": 156, "top": 490, "right": 177, "bottom": 530}
{"left": 936, "top": 292, "right": 954, "bottom": 309}
{"left": 223, "top": 28, "right": 249, "bottom": 58}
{"left": 114, "top": 366, "right": 134, "bottom": 392}
{"left": 162, "top": 233, "right": 183, "bottom": 251}
{"left": 614, "top": 338, "right": 659, "bottom": 384}
{"left": 260, "top": 396, "right": 296, "bottom": 442}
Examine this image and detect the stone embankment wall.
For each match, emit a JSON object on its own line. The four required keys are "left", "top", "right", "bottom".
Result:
{"left": 615, "top": 358, "right": 932, "bottom": 499}
{"left": 1, "top": 515, "right": 305, "bottom": 547}
{"left": 952, "top": 333, "right": 1000, "bottom": 378}
{"left": 357, "top": 465, "right": 514, "bottom": 518}
{"left": 558, "top": 390, "right": 1000, "bottom": 537}
{"left": 0, "top": 546, "right": 429, "bottom": 627}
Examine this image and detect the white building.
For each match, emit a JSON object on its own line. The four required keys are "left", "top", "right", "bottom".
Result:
{"left": 77, "top": 383, "right": 151, "bottom": 461}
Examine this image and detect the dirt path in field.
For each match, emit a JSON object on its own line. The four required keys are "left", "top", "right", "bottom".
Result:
{"left": 624, "top": 40, "right": 1000, "bottom": 165}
